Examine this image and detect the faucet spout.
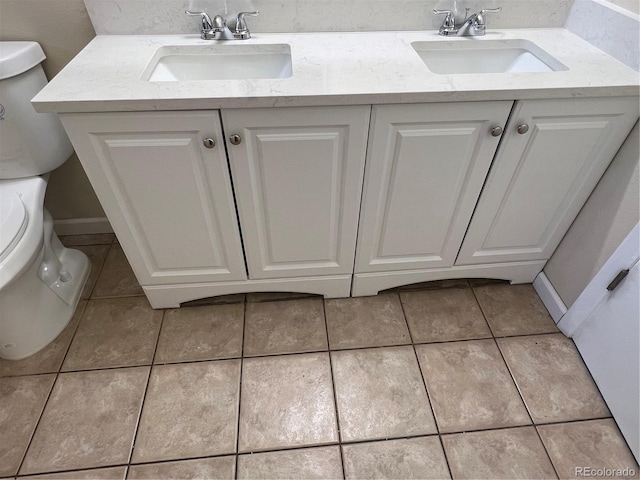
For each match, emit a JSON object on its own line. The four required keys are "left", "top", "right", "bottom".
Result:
{"left": 434, "top": 5, "right": 501, "bottom": 36}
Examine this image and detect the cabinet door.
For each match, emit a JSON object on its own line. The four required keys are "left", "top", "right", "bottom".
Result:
{"left": 60, "top": 111, "right": 247, "bottom": 285}
{"left": 456, "top": 97, "right": 639, "bottom": 266}
{"left": 222, "top": 106, "right": 370, "bottom": 279}
{"left": 355, "top": 101, "right": 513, "bottom": 273}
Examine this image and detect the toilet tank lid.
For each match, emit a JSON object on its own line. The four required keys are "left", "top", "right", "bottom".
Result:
{"left": 0, "top": 42, "right": 46, "bottom": 81}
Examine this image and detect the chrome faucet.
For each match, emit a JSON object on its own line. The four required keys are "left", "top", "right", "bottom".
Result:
{"left": 434, "top": 7, "right": 501, "bottom": 36}
{"left": 185, "top": 10, "right": 259, "bottom": 40}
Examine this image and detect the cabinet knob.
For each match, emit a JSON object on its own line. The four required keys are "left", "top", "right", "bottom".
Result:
{"left": 203, "top": 138, "right": 216, "bottom": 148}
{"left": 516, "top": 124, "right": 529, "bottom": 135}
{"left": 229, "top": 134, "right": 242, "bottom": 145}
{"left": 490, "top": 126, "right": 503, "bottom": 137}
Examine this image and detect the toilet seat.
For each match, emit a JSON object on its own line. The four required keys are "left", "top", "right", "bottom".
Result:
{"left": 0, "top": 190, "right": 28, "bottom": 262}
{"left": 0, "top": 177, "right": 46, "bottom": 290}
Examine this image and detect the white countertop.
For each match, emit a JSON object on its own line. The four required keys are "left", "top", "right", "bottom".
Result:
{"left": 32, "top": 29, "right": 639, "bottom": 113}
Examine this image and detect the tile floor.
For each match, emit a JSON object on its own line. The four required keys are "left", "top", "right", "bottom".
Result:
{"left": 1, "top": 234, "right": 638, "bottom": 479}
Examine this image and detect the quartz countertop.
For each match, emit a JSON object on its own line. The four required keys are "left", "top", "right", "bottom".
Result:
{"left": 32, "top": 29, "right": 639, "bottom": 113}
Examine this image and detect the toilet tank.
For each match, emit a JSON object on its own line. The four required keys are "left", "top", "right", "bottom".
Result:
{"left": 0, "top": 42, "right": 73, "bottom": 179}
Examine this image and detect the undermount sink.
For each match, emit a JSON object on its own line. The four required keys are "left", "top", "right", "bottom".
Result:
{"left": 143, "top": 44, "right": 293, "bottom": 81}
{"left": 412, "top": 39, "right": 568, "bottom": 74}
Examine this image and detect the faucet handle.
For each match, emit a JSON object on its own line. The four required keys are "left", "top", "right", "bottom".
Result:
{"left": 433, "top": 9, "right": 456, "bottom": 35}
{"left": 234, "top": 11, "right": 259, "bottom": 39}
{"left": 185, "top": 10, "right": 214, "bottom": 30}
{"left": 477, "top": 7, "right": 501, "bottom": 24}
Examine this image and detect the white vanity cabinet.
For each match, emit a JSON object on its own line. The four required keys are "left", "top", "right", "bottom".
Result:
{"left": 354, "top": 101, "right": 513, "bottom": 273}
{"left": 60, "top": 111, "right": 248, "bottom": 287}
{"left": 59, "top": 97, "right": 638, "bottom": 306}
{"left": 222, "top": 106, "right": 370, "bottom": 280}
{"left": 352, "top": 97, "right": 638, "bottom": 296}
{"left": 61, "top": 106, "right": 371, "bottom": 307}
{"left": 456, "top": 97, "right": 639, "bottom": 265}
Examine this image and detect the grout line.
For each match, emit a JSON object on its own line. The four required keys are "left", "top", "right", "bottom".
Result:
{"left": 234, "top": 300, "right": 247, "bottom": 480}
{"left": 322, "top": 298, "right": 347, "bottom": 480}
{"left": 83, "top": 244, "right": 111, "bottom": 300}
{"left": 470, "top": 286, "right": 498, "bottom": 339}
{"left": 126, "top": 309, "right": 165, "bottom": 466}
{"left": 57, "top": 299, "right": 89, "bottom": 373}
{"left": 14, "top": 373, "right": 60, "bottom": 477}
{"left": 397, "top": 292, "right": 454, "bottom": 480}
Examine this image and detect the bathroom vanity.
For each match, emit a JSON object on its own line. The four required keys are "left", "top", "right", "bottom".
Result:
{"left": 32, "top": 30, "right": 639, "bottom": 308}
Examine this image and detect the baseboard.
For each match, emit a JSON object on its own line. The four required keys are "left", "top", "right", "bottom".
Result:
{"left": 53, "top": 217, "right": 113, "bottom": 236}
{"left": 532, "top": 271, "right": 567, "bottom": 323}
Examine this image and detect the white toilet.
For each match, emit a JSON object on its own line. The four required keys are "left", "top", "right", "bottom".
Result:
{"left": 0, "top": 41, "right": 90, "bottom": 360}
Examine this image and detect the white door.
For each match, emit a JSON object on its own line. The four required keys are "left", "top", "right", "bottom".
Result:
{"left": 573, "top": 259, "right": 639, "bottom": 461}
{"left": 61, "top": 111, "right": 247, "bottom": 285}
{"left": 222, "top": 106, "right": 370, "bottom": 279}
{"left": 355, "top": 101, "right": 513, "bottom": 273}
{"left": 456, "top": 97, "right": 639, "bottom": 265}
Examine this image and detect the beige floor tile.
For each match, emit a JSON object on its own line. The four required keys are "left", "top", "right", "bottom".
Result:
{"left": 128, "top": 456, "right": 236, "bottom": 479}
{"left": 132, "top": 360, "right": 240, "bottom": 463}
{"left": 538, "top": 419, "right": 639, "bottom": 479}
{"left": 342, "top": 436, "right": 450, "bottom": 480}
{"left": 60, "top": 233, "right": 115, "bottom": 247}
{"left": 396, "top": 278, "right": 470, "bottom": 291}
{"left": 244, "top": 298, "right": 327, "bottom": 356}
{"left": 332, "top": 346, "right": 437, "bottom": 442}
{"left": 155, "top": 303, "right": 243, "bottom": 363}
{"left": 473, "top": 284, "right": 559, "bottom": 336}
{"left": 62, "top": 297, "right": 162, "bottom": 371}
{"left": 442, "top": 426, "right": 557, "bottom": 479}
{"left": 0, "top": 301, "right": 85, "bottom": 377}
{"left": 0, "top": 375, "right": 55, "bottom": 477}
{"left": 325, "top": 293, "right": 410, "bottom": 349}
{"left": 238, "top": 352, "right": 338, "bottom": 452}
{"left": 237, "top": 446, "right": 342, "bottom": 480}
{"left": 498, "top": 334, "right": 610, "bottom": 423}
{"left": 26, "top": 466, "right": 127, "bottom": 479}
{"left": 92, "top": 244, "right": 143, "bottom": 298}
{"left": 21, "top": 368, "right": 148, "bottom": 474}
{"left": 246, "top": 292, "right": 318, "bottom": 302}
{"left": 76, "top": 244, "right": 110, "bottom": 300}
{"left": 400, "top": 289, "right": 492, "bottom": 343}
{"left": 416, "top": 340, "right": 530, "bottom": 433}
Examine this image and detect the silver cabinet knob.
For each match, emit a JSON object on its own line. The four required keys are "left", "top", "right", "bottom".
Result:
{"left": 203, "top": 138, "right": 216, "bottom": 148}
{"left": 229, "top": 134, "right": 242, "bottom": 145}
{"left": 516, "top": 124, "right": 529, "bottom": 134}
{"left": 490, "top": 126, "right": 503, "bottom": 137}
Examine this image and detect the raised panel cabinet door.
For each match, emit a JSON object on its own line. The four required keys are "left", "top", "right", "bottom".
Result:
{"left": 60, "top": 111, "right": 247, "bottom": 285}
{"left": 355, "top": 101, "right": 513, "bottom": 273}
{"left": 456, "top": 97, "right": 639, "bottom": 266}
{"left": 222, "top": 106, "right": 370, "bottom": 279}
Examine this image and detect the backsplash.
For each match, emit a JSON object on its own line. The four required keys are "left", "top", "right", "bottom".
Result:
{"left": 565, "top": 0, "right": 640, "bottom": 70}
{"left": 83, "top": 0, "right": 573, "bottom": 34}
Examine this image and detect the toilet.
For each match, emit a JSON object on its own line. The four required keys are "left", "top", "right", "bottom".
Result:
{"left": 0, "top": 41, "right": 89, "bottom": 360}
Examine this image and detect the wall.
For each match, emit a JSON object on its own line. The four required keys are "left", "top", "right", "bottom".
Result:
{"left": 543, "top": 0, "right": 640, "bottom": 308}
{"left": 0, "top": 0, "right": 104, "bottom": 220}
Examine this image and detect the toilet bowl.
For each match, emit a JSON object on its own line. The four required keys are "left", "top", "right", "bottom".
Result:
{"left": 0, "top": 42, "right": 89, "bottom": 360}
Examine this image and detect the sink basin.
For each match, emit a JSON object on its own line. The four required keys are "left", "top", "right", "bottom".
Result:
{"left": 143, "top": 44, "right": 293, "bottom": 81}
{"left": 412, "top": 40, "right": 567, "bottom": 74}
